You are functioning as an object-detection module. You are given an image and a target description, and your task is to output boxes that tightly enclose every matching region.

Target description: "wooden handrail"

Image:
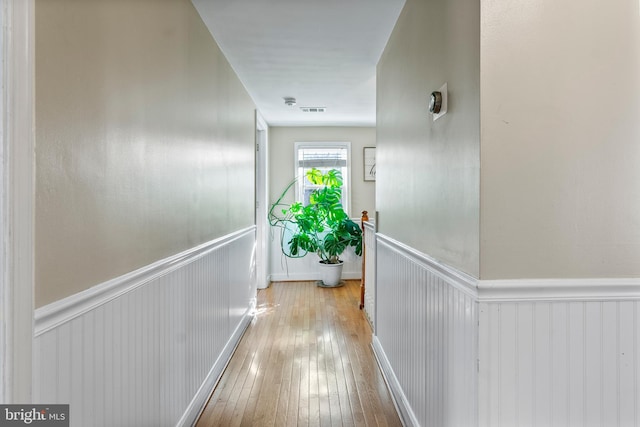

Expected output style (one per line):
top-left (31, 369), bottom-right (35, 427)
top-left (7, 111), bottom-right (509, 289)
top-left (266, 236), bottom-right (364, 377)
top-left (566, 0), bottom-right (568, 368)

top-left (360, 210), bottom-right (369, 309)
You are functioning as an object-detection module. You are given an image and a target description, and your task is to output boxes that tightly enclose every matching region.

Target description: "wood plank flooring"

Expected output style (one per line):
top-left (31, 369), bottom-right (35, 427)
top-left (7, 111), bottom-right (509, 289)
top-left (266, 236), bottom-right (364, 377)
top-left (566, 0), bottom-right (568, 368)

top-left (196, 280), bottom-right (402, 427)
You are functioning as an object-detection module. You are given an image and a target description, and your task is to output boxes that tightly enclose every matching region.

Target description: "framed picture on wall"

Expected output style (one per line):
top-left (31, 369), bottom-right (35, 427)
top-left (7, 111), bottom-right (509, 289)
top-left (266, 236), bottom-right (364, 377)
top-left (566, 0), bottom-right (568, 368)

top-left (363, 147), bottom-right (376, 181)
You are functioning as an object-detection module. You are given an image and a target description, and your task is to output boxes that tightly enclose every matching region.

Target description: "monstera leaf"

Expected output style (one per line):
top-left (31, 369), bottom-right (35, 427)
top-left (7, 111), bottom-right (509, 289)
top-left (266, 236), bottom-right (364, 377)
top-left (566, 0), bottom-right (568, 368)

top-left (268, 168), bottom-right (362, 264)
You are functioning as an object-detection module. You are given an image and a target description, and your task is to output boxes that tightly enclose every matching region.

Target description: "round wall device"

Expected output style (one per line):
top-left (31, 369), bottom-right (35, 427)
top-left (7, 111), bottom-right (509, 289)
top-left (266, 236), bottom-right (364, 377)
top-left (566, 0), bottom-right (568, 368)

top-left (429, 91), bottom-right (442, 114)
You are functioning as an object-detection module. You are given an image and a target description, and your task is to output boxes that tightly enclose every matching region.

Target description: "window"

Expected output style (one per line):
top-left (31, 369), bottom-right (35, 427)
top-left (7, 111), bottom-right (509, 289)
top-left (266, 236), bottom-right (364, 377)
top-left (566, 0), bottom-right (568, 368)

top-left (295, 142), bottom-right (351, 213)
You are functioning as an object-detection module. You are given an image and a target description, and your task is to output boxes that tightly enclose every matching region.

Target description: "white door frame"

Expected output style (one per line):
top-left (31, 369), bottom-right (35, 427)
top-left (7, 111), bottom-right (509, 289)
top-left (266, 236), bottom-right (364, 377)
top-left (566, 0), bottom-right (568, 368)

top-left (0, 0), bottom-right (35, 404)
top-left (255, 112), bottom-right (269, 289)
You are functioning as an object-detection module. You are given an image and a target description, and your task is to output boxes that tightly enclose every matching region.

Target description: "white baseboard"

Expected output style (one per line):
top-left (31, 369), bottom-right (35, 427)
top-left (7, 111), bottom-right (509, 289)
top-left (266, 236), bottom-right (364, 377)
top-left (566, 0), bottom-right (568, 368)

top-left (375, 234), bottom-right (479, 427)
top-left (268, 271), bottom-right (361, 282)
top-left (178, 305), bottom-right (254, 427)
top-left (32, 227), bottom-right (257, 427)
top-left (371, 337), bottom-right (419, 427)
top-left (373, 233), bottom-right (640, 427)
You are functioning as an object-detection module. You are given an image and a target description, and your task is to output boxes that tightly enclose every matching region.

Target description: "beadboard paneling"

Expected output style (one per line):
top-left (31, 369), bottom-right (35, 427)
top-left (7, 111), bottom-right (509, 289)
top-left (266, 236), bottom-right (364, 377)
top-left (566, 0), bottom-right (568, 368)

top-left (372, 234), bottom-right (640, 427)
top-left (363, 221), bottom-right (376, 328)
top-left (33, 227), bottom-right (256, 427)
top-left (374, 234), bottom-right (479, 427)
top-left (479, 299), bottom-right (640, 427)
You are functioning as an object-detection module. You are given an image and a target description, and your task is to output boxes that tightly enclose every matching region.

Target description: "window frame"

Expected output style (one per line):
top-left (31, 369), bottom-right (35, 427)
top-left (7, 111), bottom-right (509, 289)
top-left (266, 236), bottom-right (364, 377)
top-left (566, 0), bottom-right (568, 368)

top-left (294, 141), bottom-right (352, 215)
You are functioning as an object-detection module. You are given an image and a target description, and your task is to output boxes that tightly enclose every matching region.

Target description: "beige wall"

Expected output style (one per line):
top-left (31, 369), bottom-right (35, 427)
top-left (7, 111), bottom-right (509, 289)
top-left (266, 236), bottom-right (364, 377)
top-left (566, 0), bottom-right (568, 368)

top-left (268, 126), bottom-right (376, 218)
top-left (480, 0), bottom-right (640, 278)
top-left (376, 0), bottom-right (480, 277)
top-left (35, 0), bottom-right (255, 307)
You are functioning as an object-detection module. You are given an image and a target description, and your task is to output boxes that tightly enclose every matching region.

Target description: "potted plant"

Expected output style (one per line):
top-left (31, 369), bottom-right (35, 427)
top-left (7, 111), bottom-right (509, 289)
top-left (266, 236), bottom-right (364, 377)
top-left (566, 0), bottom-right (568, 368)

top-left (269, 168), bottom-right (362, 287)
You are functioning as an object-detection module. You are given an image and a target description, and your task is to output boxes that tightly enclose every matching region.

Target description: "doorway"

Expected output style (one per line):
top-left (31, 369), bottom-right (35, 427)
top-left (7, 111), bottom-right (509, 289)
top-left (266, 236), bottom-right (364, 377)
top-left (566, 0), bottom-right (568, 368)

top-left (255, 113), bottom-right (269, 289)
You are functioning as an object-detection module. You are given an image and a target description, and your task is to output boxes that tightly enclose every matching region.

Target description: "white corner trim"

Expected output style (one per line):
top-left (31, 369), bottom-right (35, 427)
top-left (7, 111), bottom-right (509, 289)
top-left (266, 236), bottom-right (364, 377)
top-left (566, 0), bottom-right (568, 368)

top-left (1, 0), bottom-right (35, 404)
top-left (34, 226), bottom-right (256, 336)
top-left (376, 233), bottom-right (479, 299)
top-left (371, 337), bottom-right (419, 427)
top-left (478, 278), bottom-right (640, 302)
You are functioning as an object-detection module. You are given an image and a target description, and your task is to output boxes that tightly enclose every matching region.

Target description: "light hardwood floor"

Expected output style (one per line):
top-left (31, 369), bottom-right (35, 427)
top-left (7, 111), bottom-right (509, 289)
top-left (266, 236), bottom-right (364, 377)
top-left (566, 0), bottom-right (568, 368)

top-left (196, 280), bottom-right (402, 427)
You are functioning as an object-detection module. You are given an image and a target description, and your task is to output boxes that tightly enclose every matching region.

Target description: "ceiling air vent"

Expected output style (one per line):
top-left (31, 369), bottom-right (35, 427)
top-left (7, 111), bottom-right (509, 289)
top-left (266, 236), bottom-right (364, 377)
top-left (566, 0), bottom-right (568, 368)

top-left (300, 107), bottom-right (326, 113)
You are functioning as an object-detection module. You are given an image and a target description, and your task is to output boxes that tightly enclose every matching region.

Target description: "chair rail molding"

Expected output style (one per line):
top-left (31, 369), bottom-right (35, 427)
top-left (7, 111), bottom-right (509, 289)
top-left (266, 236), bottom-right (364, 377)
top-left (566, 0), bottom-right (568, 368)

top-left (373, 232), bottom-right (640, 427)
top-left (478, 278), bottom-right (640, 302)
top-left (376, 233), bottom-right (479, 299)
top-left (374, 233), bottom-right (479, 427)
top-left (33, 227), bottom-right (257, 427)
top-left (35, 226), bottom-right (256, 336)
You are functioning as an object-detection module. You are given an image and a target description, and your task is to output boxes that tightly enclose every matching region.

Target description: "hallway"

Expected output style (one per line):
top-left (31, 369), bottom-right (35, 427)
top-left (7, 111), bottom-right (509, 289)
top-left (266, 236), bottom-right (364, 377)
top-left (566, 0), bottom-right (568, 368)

top-left (196, 280), bottom-right (402, 426)
top-left (12, 0), bottom-right (639, 425)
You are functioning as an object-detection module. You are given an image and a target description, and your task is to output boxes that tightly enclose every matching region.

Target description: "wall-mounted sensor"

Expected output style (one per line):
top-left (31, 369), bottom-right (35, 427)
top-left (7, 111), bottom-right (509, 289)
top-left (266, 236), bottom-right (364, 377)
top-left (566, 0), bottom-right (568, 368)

top-left (430, 83), bottom-right (448, 121)
top-left (429, 91), bottom-right (442, 114)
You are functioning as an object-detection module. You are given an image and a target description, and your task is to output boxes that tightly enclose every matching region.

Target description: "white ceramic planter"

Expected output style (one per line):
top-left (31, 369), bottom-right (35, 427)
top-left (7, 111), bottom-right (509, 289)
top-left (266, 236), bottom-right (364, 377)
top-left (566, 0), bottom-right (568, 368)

top-left (318, 260), bottom-right (344, 287)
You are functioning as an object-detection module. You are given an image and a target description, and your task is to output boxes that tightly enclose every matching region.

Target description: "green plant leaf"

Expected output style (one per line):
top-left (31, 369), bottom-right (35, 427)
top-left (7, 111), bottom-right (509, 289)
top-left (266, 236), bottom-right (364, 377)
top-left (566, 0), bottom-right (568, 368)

top-left (323, 169), bottom-right (343, 187)
top-left (269, 167), bottom-right (362, 262)
top-left (289, 202), bottom-right (303, 213)
top-left (324, 232), bottom-right (347, 257)
top-left (306, 168), bottom-right (323, 185)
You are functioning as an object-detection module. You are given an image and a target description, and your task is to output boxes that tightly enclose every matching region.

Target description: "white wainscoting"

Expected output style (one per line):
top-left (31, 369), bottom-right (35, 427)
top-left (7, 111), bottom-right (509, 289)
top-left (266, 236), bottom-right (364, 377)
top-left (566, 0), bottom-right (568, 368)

top-left (363, 221), bottom-right (376, 328)
top-left (374, 234), bottom-right (479, 427)
top-left (268, 218), bottom-right (362, 282)
top-left (33, 227), bottom-right (256, 427)
top-left (371, 233), bottom-right (640, 427)
top-left (478, 280), bottom-right (640, 427)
